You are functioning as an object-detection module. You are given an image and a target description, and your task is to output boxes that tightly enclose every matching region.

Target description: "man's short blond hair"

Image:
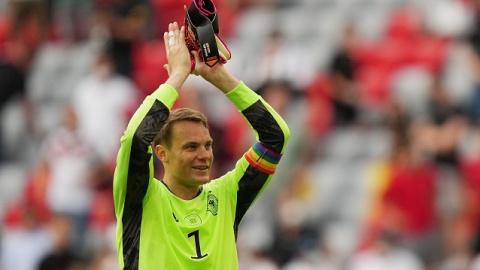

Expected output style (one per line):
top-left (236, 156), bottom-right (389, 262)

top-left (153, 108), bottom-right (208, 148)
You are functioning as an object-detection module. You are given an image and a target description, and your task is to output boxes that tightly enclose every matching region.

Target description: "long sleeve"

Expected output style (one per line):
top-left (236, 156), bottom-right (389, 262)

top-left (113, 84), bottom-right (178, 270)
top-left (223, 81), bottom-right (290, 236)
top-left (226, 81), bottom-right (290, 162)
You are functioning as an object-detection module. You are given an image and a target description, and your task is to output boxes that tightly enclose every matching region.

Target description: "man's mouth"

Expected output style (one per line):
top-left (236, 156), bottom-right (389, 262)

top-left (192, 166), bottom-right (209, 171)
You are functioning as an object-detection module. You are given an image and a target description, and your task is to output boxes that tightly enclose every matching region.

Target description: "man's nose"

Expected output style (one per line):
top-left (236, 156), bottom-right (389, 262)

top-left (197, 146), bottom-right (210, 159)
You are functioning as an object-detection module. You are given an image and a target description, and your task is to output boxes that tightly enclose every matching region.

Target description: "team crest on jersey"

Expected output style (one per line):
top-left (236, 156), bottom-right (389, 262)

top-left (207, 192), bottom-right (218, 216)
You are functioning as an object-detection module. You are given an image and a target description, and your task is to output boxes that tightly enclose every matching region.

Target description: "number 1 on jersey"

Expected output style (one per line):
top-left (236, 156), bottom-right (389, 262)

top-left (188, 230), bottom-right (208, 259)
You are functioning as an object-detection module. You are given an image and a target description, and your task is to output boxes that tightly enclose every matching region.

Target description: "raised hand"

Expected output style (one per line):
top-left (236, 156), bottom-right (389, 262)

top-left (191, 50), bottom-right (240, 94)
top-left (163, 22), bottom-right (191, 90)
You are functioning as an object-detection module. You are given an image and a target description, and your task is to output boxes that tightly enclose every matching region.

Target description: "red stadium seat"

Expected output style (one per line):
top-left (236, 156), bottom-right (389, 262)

top-left (385, 7), bottom-right (422, 40)
top-left (353, 6), bottom-right (450, 107)
top-left (357, 66), bottom-right (394, 107)
top-left (150, 0), bottom-right (238, 39)
top-left (0, 14), bottom-right (12, 58)
top-left (150, 0), bottom-right (190, 36)
top-left (132, 40), bottom-right (168, 95)
top-left (305, 73), bottom-right (334, 138)
top-left (409, 36), bottom-right (450, 74)
top-left (355, 37), bottom-right (410, 73)
top-left (88, 189), bottom-right (115, 233)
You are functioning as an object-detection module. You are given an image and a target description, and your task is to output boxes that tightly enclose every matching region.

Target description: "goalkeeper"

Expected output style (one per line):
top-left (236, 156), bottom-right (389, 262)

top-left (113, 21), bottom-right (290, 270)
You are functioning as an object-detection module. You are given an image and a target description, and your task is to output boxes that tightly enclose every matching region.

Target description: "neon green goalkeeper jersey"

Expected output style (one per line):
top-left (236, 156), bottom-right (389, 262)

top-left (113, 82), bottom-right (290, 270)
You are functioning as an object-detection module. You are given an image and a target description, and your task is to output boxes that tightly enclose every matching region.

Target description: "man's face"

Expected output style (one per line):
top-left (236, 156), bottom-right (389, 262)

top-left (162, 121), bottom-right (213, 187)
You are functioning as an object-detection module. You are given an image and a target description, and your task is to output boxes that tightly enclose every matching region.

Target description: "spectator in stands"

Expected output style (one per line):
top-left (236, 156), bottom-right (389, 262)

top-left (465, 0), bottom-right (480, 126)
top-left (305, 24), bottom-right (360, 141)
top-left (40, 104), bottom-right (96, 256)
top-left (326, 24), bottom-right (359, 128)
top-left (380, 128), bottom-right (441, 268)
top-left (247, 30), bottom-right (313, 89)
top-left (347, 231), bottom-right (424, 270)
top-left (105, 0), bottom-right (151, 77)
top-left (50, 0), bottom-right (93, 42)
top-left (0, 40), bottom-right (30, 107)
top-left (0, 201), bottom-right (54, 270)
top-left (0, 38), bottom-right (36, 161)
top-left (66, 49), bottom-right (140, 255)
top-left (437, 219), bottom-right (474, 270)
top-left (85, 223), bottom-right (119, 270)
top-left (38, 214), bottom-right (85, 270)
top-left (70, 48), bottom-right (140, 183)
top-left (8, 0), bottom-right (48, 40)
top-left (424, 74), bottom-right (467, 168)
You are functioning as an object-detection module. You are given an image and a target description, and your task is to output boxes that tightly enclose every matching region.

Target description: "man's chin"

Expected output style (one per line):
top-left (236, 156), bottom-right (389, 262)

top-left (190, 174), bottom-right (210, 184)
top-left (197, 177), bottom-right (211, 184)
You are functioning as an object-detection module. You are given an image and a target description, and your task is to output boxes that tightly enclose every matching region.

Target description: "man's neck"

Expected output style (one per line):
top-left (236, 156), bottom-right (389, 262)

top-left (162, 177), bottom-right (202, 200)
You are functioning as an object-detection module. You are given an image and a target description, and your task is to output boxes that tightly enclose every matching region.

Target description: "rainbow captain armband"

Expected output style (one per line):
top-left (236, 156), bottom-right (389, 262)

top-left (244, 142), bottom-right (282, 174)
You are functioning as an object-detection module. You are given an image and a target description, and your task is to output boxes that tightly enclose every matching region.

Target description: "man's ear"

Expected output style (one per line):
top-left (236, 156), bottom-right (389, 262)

top-left (155, 144), bottom-right (168, 162)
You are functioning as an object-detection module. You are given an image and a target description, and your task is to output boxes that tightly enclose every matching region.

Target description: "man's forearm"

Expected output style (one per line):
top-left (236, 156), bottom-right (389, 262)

top-left (165, 72), bottom-right (189, 91)
top-left (202, 65), bottom-right (240, 94)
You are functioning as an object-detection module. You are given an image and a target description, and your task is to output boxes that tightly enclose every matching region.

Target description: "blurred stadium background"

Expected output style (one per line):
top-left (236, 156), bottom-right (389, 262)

top-left (1, 0), bottom-right (480, 269)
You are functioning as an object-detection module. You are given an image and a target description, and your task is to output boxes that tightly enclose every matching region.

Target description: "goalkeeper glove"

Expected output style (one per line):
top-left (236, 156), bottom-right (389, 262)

top-left (184, 0), bottom-right (231, 72)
